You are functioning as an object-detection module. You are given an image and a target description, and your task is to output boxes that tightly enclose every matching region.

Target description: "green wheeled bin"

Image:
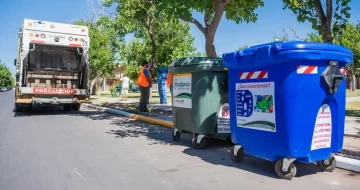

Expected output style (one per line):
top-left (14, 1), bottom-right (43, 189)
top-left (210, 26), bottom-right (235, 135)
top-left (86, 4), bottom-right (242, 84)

top-left (168, 57), bottom-right (230, 149)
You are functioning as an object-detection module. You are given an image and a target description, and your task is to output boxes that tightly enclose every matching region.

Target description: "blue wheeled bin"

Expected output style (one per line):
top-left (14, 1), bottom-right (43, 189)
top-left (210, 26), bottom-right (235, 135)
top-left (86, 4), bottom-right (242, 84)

top-left (222, 41), bottom-right (353, 180)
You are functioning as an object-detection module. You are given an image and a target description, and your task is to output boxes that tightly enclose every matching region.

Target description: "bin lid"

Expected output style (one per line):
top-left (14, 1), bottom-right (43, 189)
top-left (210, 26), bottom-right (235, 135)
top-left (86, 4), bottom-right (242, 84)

top-left (168, 57), bottom-right (223, 68)
top-left (241, 41), bottom-right (352, 56)
top-left (168, 57), bottom-right (225, 74)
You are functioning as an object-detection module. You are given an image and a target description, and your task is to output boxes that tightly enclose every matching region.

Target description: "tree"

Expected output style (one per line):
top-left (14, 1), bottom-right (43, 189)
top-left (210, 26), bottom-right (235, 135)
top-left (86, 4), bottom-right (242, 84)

top-left (334, 23), bottom-right (360, 91)
top-left (156, 0), bottom-right (264, 57)
top-left (74, 20), bottom-right (117, 95)
top-left (0, 61), bottom-right (14, 87)
top-left (283, 0), bottom-right (352, 43)
top-left (120, 20), bottom-right (197, 81)
top-left (238, 45), bottom-right (249, 51)
top-left (304, 23), bottom-right (360, 91)
top-left (104, 0), bottom-right (162, 68)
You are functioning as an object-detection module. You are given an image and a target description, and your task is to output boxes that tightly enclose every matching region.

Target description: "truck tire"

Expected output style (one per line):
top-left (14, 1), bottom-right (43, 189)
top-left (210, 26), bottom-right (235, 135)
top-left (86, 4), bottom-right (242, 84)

top-left (63, 104), bottom-right (72, 111)
top-left (73, 104), bottom-right (81, 111)
top-left (14, 103), bottom-right (22, 112)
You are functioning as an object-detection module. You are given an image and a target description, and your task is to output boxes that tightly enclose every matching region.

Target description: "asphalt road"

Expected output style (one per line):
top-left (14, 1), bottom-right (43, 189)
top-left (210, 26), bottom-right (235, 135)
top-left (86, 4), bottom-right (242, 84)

top-left (0, 91), bottom-right (359, 190)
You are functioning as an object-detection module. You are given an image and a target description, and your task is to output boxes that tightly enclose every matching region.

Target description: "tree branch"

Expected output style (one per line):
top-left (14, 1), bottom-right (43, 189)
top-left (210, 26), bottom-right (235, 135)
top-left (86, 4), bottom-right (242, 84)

top-left (204, 11), bottom-right (209, 27)
top-left (325, 0), bottom-right (332, 27)
top-left (209, 0), bottom-right (229, 33)
top-left (314, 0), bottom-right (326, 25)
top-left (180, 17), bottom-right (205, 34)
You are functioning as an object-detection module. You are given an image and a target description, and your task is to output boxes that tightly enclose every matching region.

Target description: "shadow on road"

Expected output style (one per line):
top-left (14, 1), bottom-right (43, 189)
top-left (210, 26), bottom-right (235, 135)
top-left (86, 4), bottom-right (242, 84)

top-left (74, 110), bottom-right (325, 180)
top-left (15, 106), bottom-right (332, 179)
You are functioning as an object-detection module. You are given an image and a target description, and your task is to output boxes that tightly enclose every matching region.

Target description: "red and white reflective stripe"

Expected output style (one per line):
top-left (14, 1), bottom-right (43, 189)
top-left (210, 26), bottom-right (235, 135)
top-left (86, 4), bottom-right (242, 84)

top-left (297, 65), bottom-right (318, 74)
top-left (239, 71), bottom-right (268, 80)
top-left (340, 68), bottom-right (347, 75)
top-left (31, 40), bottom-right (45, 44)
top-left (69, 44), bottom-right (82, 47)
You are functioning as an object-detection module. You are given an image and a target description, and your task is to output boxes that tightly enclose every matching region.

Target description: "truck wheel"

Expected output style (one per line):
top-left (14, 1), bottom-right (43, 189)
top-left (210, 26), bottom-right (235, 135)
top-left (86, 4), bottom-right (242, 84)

top-left (14, 103), bottom-right (22, 112)
top-left (63, 104), bottom-right (72, 111)
top-left (73, 104), bottom-right (81, 111)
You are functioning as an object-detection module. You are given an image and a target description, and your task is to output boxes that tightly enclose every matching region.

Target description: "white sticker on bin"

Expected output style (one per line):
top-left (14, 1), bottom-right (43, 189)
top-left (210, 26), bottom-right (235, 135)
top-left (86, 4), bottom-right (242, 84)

top-left (297, 65), bottom-right (318, 74)
top-left (311, 104), bottom-right (332, 151)
top-left (217, 103), bottom-right (231, 133)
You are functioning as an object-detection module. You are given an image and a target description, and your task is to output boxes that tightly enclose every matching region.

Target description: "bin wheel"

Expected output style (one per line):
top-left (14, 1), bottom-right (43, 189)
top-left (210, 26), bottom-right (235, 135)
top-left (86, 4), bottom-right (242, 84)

top-left (172, 130), bottom-right (181, 141)
top-left (191, 136), bottom-right (207, 149)
top-left (230, 146), bottom-right (244, 163)
top-left (226, 137), bottom-right (233, 145)
top-left (317, 156), bottom-right (336, 172)
top-left (275, 159), bottom-right (297, 180)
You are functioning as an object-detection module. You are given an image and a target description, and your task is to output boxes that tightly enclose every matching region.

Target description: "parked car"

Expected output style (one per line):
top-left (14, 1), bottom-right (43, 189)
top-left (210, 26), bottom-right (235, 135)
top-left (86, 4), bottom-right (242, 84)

top-left (0, 87), bottom-right (7, 92)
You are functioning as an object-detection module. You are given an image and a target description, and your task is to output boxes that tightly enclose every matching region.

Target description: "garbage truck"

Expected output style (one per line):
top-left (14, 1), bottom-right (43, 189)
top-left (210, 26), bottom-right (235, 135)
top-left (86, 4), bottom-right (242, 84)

top-left (14, 19), bottom-right (91, 112)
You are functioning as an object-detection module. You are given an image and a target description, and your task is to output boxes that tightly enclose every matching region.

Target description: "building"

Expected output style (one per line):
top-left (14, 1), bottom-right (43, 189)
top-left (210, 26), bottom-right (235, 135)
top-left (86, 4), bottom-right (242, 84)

top-left (100, 65), bottom-right (124, 92)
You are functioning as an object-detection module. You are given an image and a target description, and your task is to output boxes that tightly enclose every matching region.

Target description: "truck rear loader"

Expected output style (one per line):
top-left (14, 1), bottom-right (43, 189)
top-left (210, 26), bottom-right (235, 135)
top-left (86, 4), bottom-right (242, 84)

top-left (14, 19), bottom-right (91, 111)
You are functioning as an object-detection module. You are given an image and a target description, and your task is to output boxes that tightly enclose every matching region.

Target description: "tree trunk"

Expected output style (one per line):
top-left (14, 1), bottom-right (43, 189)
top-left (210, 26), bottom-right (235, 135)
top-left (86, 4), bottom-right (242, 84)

top-left (90, 71), bottom-right (99, 95)
top-left (321, 24), bottom-right (333, 43)
top-left (146, 17), bottom-right (156, 68)
top-left (149, 30), bottom-right (156, 68)
top-left (205, 33), bottom-right (217, 57)
top-left (315, 0), bottom-right (333, 43)
top-left (179, 0), bottom-right (228, 58)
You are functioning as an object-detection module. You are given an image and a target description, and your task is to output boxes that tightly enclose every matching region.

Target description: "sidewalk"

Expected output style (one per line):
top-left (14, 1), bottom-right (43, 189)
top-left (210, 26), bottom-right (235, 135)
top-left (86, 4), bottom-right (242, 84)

top-left (90, 95), bottom-right (360, 137)
top-left (346, 96), bottom-right (360, 103)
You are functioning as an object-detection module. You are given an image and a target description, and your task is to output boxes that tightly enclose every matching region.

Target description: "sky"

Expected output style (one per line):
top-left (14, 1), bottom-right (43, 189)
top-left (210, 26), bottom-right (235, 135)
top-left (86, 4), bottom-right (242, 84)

top-left (1, 0), bottom-right (359, 76)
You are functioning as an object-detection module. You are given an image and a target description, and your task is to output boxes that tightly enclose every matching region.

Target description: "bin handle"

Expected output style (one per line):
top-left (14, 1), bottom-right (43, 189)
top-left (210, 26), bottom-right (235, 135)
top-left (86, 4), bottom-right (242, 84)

top-left (321, 61), bottom-right (345, 94)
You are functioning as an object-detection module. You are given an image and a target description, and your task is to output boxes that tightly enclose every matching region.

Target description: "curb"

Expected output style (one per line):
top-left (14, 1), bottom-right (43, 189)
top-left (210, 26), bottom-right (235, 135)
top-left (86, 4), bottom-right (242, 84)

top-left (334, 155), bottom-right (360, 173)
top-left (83, 103), bottom-right (360, 173)
top-left (344, 134), bottom-right (360, 138)
top-left (83, 103), bottom-right (174, 129)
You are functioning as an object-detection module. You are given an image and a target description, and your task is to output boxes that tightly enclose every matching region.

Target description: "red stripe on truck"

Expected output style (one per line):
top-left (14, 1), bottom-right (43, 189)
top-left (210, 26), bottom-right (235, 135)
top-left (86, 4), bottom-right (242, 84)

top-left (69, 44), bottom-right (82, 47)
top-left (31, 40), bottom-right (45, 44)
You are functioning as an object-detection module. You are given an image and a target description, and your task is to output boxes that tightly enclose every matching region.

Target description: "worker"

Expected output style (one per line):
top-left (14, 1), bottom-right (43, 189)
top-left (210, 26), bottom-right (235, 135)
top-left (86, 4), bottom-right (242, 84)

top-left (167, 73), bottom-right (173, 94)
top-left (156, 66), bottom-right (168, 104)
top-left (136, 60), bottom-right (152, 112)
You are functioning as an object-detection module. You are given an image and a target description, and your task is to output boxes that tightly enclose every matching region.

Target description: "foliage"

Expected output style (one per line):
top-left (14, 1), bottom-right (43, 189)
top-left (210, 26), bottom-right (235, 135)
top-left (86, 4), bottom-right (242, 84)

top-left (119, 39), bottom-right (149, 81)
top-left (304, 23), bottom-right (360, 75)
top-left (104, 0), bottom-right (197, 80)
top-left (334, 23), bottom-right (360, 75)
top-left (154, 20), bottom-right (197, 67)
top-left (103, 0), bottom-right (162, 67)
top-left (283, 0), bottom-right (352, 43)
top-left (74, 20), bottom-right (117, 80)
top-left (155, 0), bottom-right (264, 57)
top-left (109, 87), bottom-right (116, 94)
top-left (0, 61), bottom-right (14, 87)
top-left (120, 20), bottom-right (197, 81)
top-left (238, 45), bottom-right (250, 51)
top-left (191, 52), bottom-right (208, 57)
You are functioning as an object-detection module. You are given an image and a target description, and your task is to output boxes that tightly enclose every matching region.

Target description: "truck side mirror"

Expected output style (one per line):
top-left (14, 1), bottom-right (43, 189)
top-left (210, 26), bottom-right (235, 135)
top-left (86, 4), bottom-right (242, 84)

top-left (14, 59), bottom-right (17, 66)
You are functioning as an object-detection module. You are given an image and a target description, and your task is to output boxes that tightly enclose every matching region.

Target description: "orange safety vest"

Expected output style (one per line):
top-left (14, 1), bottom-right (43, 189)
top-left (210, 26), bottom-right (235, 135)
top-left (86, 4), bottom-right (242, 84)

top-left (136, 66), bottom-right (151, 87)
top-left (167, 73), bottom-right (173, 87)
